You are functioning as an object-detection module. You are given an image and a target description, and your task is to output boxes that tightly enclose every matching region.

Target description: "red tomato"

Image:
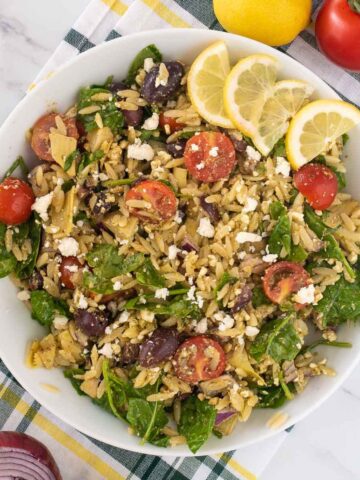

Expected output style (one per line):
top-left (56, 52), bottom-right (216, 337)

top-left (0, 178), bottom-right (34, 225)
top-left (315, 0), bottom-right (360, 71)
top-left (294, 163), bottom-right (338, 211)
top-left (159, 112), bottom-right (184, 133)
top-left (263, 261), bottom-right (311, 305)
top-left (174, 336), bottom-right (226, 383)
top-left (125, 179), bottom-right (177, 222)
top-left (31, 113), bottom-right (79, 161)
top-left (59, 256), bottom-right (82, 289)
top-left (184, 132), bottom-right (236, 182)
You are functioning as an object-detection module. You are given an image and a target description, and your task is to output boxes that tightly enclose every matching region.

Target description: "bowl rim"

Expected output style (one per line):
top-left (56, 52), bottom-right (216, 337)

top-left (1, 27), bottom-right (360, 457)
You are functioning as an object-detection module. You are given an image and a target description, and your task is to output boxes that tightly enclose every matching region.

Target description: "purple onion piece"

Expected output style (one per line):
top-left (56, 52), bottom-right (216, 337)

top-left (215, 410), bottom-right (237, 426)
top-left (231, 285), bottom-right (252, 314)
top-left (181, 235), bottom-right (199, 253)
top-left (139, 328), bottom-right (180, 367)
top-left (200, 196), bottom-right (220, 223)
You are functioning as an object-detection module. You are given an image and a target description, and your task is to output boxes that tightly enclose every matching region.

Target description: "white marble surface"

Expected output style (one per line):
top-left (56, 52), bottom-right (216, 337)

top-left (1, 1), bottom-right (360, 479)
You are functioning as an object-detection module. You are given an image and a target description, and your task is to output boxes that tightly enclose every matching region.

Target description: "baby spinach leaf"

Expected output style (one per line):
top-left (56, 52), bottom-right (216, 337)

top-left (250, 313), bottom-right (301, 363)
top-left (287, 244), bottom-right (308, 263)
top-left (255, 385), bottom-right (287, 409)
top-left (0, 223), bottom-right (17, 278)
top-left (269, 201), bottom-right (286, 220)
top-left (179, 396), bottom-right (216, 453)
top-left (301, 339), bottom-right (352, 354)
top-left (30, 290), bottom-right (70, 327)
top-left (125, 294), bottom-right (202, 320)
top-left (271, 138), bottom-right (286, 157)
top-left (214, 272), bottom-right (237, 301)
top-left (136, 257), bottom-right (166, 289)
top-left (127, 398), bottom-right (169, 445)
top-left (64, 150), bottom-right (80, 172)
top-left (139, 129), bottom-right (162, 142)
top-left (342, 133), bottom-right (350, 146)
top-left (15, 214), bottom-right (42, 280)
top-left (252, 286), bottom-right (271, 308)
top-left (2, 156), bottom-right (28, 180)
top-left (77, 150), bottom-right (104, 173)
top-left (126, 44), bottom-right (162, 85)
top-left (268, 214), bottom-right (291, 256)
top-left (62, 179), bottom-right (76, 193)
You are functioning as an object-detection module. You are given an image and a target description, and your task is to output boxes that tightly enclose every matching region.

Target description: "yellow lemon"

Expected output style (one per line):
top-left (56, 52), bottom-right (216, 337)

top-left (213, 0), bottom-right (312, 47)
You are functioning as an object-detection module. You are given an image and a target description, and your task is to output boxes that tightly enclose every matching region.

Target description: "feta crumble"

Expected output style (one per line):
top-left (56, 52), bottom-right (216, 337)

top-left (118, 311), bottom-right (130, 323)
top-left (128, 139), bottom-right (154, 161)
top-left (174, 210), bottom-right (183, 224)
top-left (246, 146), bottom-right (261, 162)
top-left (65, 264), bottom-right (78, 273)
top-left (168, 244), bottom-right (180, 260)
top-left (214, 311), bottom-right (235, 331)
top-left (195, 317), bottom-right (208, 334)
top-left (31, 192), bottom-right (53, 221)
top-left (143, 57), bottom-right (155, 72)
top-left (98, 343), bottom-right (113, 358)
top-left (113, 281), bottom-right (122, 291)
top-left (294, 284), bottom-right (315, 304)
top-left (275, 156), bottom-right (291, 177)
top-left (262, 253), bottom-right (278, 263)
top-left (236, 232), bottom-right (262, 244)
top-left (197, 217), bottom-right (214, 238)
top-left (77, 293), bottom-right (88, 309)
top-left (57, 237), bottom-right (79, 257)
top-left (53, 315), bottom-right (68, 330)
top-left (245, 325), bottom-right (260, 337)
top-left (17, 290), bottom-right (30, 301)
top-left (196, 162), bottom-right (205, 170)
top-left (243, 197), bottom-right (258, 213)
top-left (191, 143), bottom-right (200, 152)
top-left (155, 288), bottom-right (169, 300)
top-left (209, 146), bottom-right (219, 157)
top-left (142, 112), bottom-right (159, 130)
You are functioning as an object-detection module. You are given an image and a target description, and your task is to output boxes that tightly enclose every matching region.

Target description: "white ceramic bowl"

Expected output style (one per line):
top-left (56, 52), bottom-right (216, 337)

top-left (1, 28), bottom-right (359, 457)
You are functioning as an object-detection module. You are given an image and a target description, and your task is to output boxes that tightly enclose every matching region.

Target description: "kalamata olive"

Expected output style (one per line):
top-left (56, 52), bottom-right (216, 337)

top-left (231, 285), bottom-right (252, 314)
top-left (120, 343), bottom-right (140, 365)
top-left (139, 327), bottom-right (180, 367)
top-left (28, 270), bottom-right (43, 291)
top-left (74, 308), bottom-right (110, 337)
top-left (141, 61), bottom-right (184, 103)
top-left (85, 191), bottom-right (116, 216)
top-left (200, 196), bottom-right (220, 223)
top-left (123, 107), bottom-right (144, 127)
top-left (107, 81), bottom-right (127, 94)
top-left (166, 138), bottom-right (187, 158)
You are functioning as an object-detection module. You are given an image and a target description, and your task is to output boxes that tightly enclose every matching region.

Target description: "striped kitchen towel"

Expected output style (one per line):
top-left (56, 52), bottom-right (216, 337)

top-left (2, 1), bottom-right (359, 479)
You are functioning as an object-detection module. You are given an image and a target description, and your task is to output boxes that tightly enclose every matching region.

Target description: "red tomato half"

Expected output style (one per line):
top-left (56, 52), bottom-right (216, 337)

top-left (315, 0), bottom-right (360, 72)
top-left (125, 179), bottom-right (177, 222)
top-left (59, 256), bottom-right (82, 289)
top-left (294, 163), bottom-right (338, 211)
top-left (184, 132), bottom-right (236, 182)
top-left (159, 112), bottom-right (184, 133)
top-left (263, 261), bottom-right (311, 305)
top-left (31, 113), bottom-right (79, 161)
top-left (0, 178), bottom-right (34, 225)
top-left (174, 336), bottom-right (226, 383)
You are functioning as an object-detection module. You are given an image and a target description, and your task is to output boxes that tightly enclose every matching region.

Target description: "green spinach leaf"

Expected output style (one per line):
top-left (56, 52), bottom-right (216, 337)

top-left (15, 214), bottom-right (42, 279)
top-left (301, 339), bottom-right (352, 353)
top-left (136, 257), bottom-right (166, 289)
top-left (2, 156), bottom-right (28, 180)
top-left (269, 201), bottom-right (286, 220)
top-left (126, 44), bottom-right (162, 85)
top-left (77, 150), bottom-right (104, 173)
top-left (125, 294), bottom-right (202, 320)
top-left (255, 385), bottom-right (287, 409)
top-left (30, 290), bottom-right (70, 327)
top-left (268, 214), bottom-right (291, 256)
top-left (252, 286), bottom-right (271, 308)
top-left (214, 272), bottom-right (237, 301)
top-left (64, 150), bottom-right (80, 172)
top-left (0, 223), bottom-right (17, 278)
top-left (127, 398), bottom-right (169, 445)
top-left (287, 244), bottom-right (308, 263)
top-left (271, 138), bottom-right (286, 157)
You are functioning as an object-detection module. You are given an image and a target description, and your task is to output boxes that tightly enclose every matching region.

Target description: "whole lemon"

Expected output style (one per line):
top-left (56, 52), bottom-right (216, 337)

top-left (213, 0), bottom-right (312, 46)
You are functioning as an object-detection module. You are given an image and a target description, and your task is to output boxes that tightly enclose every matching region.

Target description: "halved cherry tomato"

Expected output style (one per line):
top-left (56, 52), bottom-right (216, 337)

top-left (184, 132), bottom-right (236, 182)
top-left (125, 179), bottom-right (177, 222)
top-left (294, 163), bottom-right (338, 211)
top-left (263, 261), bottom-right (311, 304)
top-left (59, 256), bottom-right (82, 289)
top-left (159, 112), bottom-right (184, 133)
top-left (31, 113), bottom-right (79, 161)
top-left (174, 336), bottom-right (226, 383)
top-left (0, 177), bottom-right (34, 225)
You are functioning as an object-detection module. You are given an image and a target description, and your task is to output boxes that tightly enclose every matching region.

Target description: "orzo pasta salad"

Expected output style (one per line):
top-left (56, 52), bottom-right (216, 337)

top-left (2, 43), bottom-right (360, 453)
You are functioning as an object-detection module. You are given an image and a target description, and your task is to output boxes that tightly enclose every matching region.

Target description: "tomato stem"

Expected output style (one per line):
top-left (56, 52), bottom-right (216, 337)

top-left (348, 0), bottom-right (360, 14)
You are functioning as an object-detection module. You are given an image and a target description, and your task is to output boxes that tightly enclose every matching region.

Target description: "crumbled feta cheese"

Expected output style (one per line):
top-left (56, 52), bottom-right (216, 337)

top-left (31, 192), bottom-right (53, 221)
top-left (140, 310), bottom-right (155, 322)
top-left (188, 276), bottom-right (194, 285)
top-left (262, 253), bottom-right (278, 263)
top-left (57, 178), bottom-right (64, 186)
top-left (237, 335), bottom-right (245, 346)
top-left (76, 220), bottom-right (84, 228)
top-left (119, 239), bottom-right (129, 245)
top-left (195, 317), bottom-right (208, 334)
top-left (196, 293), bottom-right (204, 308)
top-left (196, 162), bottom-right (205, 170)
top-left (113, 281), bottom-right (122, 291)
top-left (155, 288), bottom-right (169, 300)
top-left (98, 343), bottom-right (113, 358)
top-left (77, 293), bottom-right (88, 309)
top-left (249, 246), bottom-right (256, 253)
top-left (235, 232), bottom-right (262, 244)
top-left (197, 217), bottom-right (214, 238)
top-left (53, 315), bottom-right (68, 330)
top-left (275, 156), bottom-right (291, 177)
top-left (174, 210), bottom-right (183, 224)
top-left (293, 284), bottom-right (315, 304)
top-left (243, 197), bottom-right (258, 213)
top-left (105, 326), bottom-right (112, 335)
top-left (155, 63), bottom-right (169, 87)
top-left (168, 244), bottom-right (180, 260)
top-left (214, 311), bottom-right (235, 331)
top-left (191, 143), bottom-right (200, 152)
top-left (128, 139), bottom-right (154, 161)
top-left (187, 286), bottom-right (196, 302)
top-left (57, 237), bottom-right (79, 257)
top-left (144, 57), bottom-right (155, 72)
top-left (118, 311), bottom-right (130, 323)
top-left (65, 264), bottom-right (78, 273)
top-left (98, 173), bottom-right (109, 181)
top-left (246, 146), bottom-right (261, 162)
top-left (17, 290), bottom-right (30, 301)
top-left (245, 325), bottom-right (260, 337)
top-left (238, 251), bottom-right (246, 260)
top-left (209, 146), bottom-right (219, 157)
top-left (289, 211), bottom-right (304, 222)
top-left (142, 112), bottom-right (159, 130)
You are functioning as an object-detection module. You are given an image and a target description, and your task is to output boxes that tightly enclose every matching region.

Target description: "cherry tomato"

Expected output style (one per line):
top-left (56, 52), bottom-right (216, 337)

top-left (125, 179), bottom-right (177, 222)
top-left (0, 177), bottom-right (34, 225)
top-left (59, 256), bottom-right (82, 289)
top-left (174, 336), bottom-right (226, 383)
top-left (184, 132), bottom-right (236, 182)
top-left (31, 113), bottom-right (79, 161)
top-left (294, 163), bottom-right (338, 211)
top-left (159, 112), bottom-right (184, 133)
top-left (263, 261), bottom-right (311, 305)
top-left (315, 0), bottom-right (360, 72)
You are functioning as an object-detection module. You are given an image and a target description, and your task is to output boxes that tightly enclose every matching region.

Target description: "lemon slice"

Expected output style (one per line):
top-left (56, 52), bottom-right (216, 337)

top-left (252, 80), bottom-right (314, 156)
top-left (286, 99), bottom-right (360, 170)
top-left (224, 54), bottom-right (279, 136)
top-left (187, 41), bottom-right (233, 128)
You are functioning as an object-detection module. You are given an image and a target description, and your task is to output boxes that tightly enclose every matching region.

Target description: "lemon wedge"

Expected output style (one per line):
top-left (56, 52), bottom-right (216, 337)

top-left (187, 41), bottom-right (233, 128)
top-left (224, 54), bottom-right (278, 136)
top-left (252, 80), bottom-right (314, 156)
top-left (286, 99), bottom-right (360, 170)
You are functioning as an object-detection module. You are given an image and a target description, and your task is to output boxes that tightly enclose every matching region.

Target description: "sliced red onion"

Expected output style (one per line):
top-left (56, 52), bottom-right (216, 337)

top-left (215, 409), bottom-right (237, 426)
top-left (181, 235), bottom-right (199, 253)
top-left (0, 432), bottom-right (62, 480)
top-left (200, 196), bottom-right (220, 222)
top-left (231, 285), bottom-right (252, 314)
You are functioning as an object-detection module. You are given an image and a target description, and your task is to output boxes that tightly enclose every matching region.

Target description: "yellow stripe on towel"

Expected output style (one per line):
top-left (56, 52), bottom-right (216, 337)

top-left (141, 0), bottom-right (190, 28)
top-left (218, 453), bottom-right (257, 480)
top-left (101, 0), bottom-right (129, 16)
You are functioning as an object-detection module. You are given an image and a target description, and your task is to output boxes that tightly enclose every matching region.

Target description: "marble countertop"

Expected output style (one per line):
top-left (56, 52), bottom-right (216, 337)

top-left (1, 1), bottom-right (360, 478)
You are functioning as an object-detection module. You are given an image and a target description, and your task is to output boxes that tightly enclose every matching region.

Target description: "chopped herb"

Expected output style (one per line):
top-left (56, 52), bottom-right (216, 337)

top-left (2, 156), bottom-right (29, 180)
top-left (62, 179), bottom-right (76, 193)
top-left (64, 150), bottom-right (80, 172)
top-left (77, 150), bottom-right (104, 173)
